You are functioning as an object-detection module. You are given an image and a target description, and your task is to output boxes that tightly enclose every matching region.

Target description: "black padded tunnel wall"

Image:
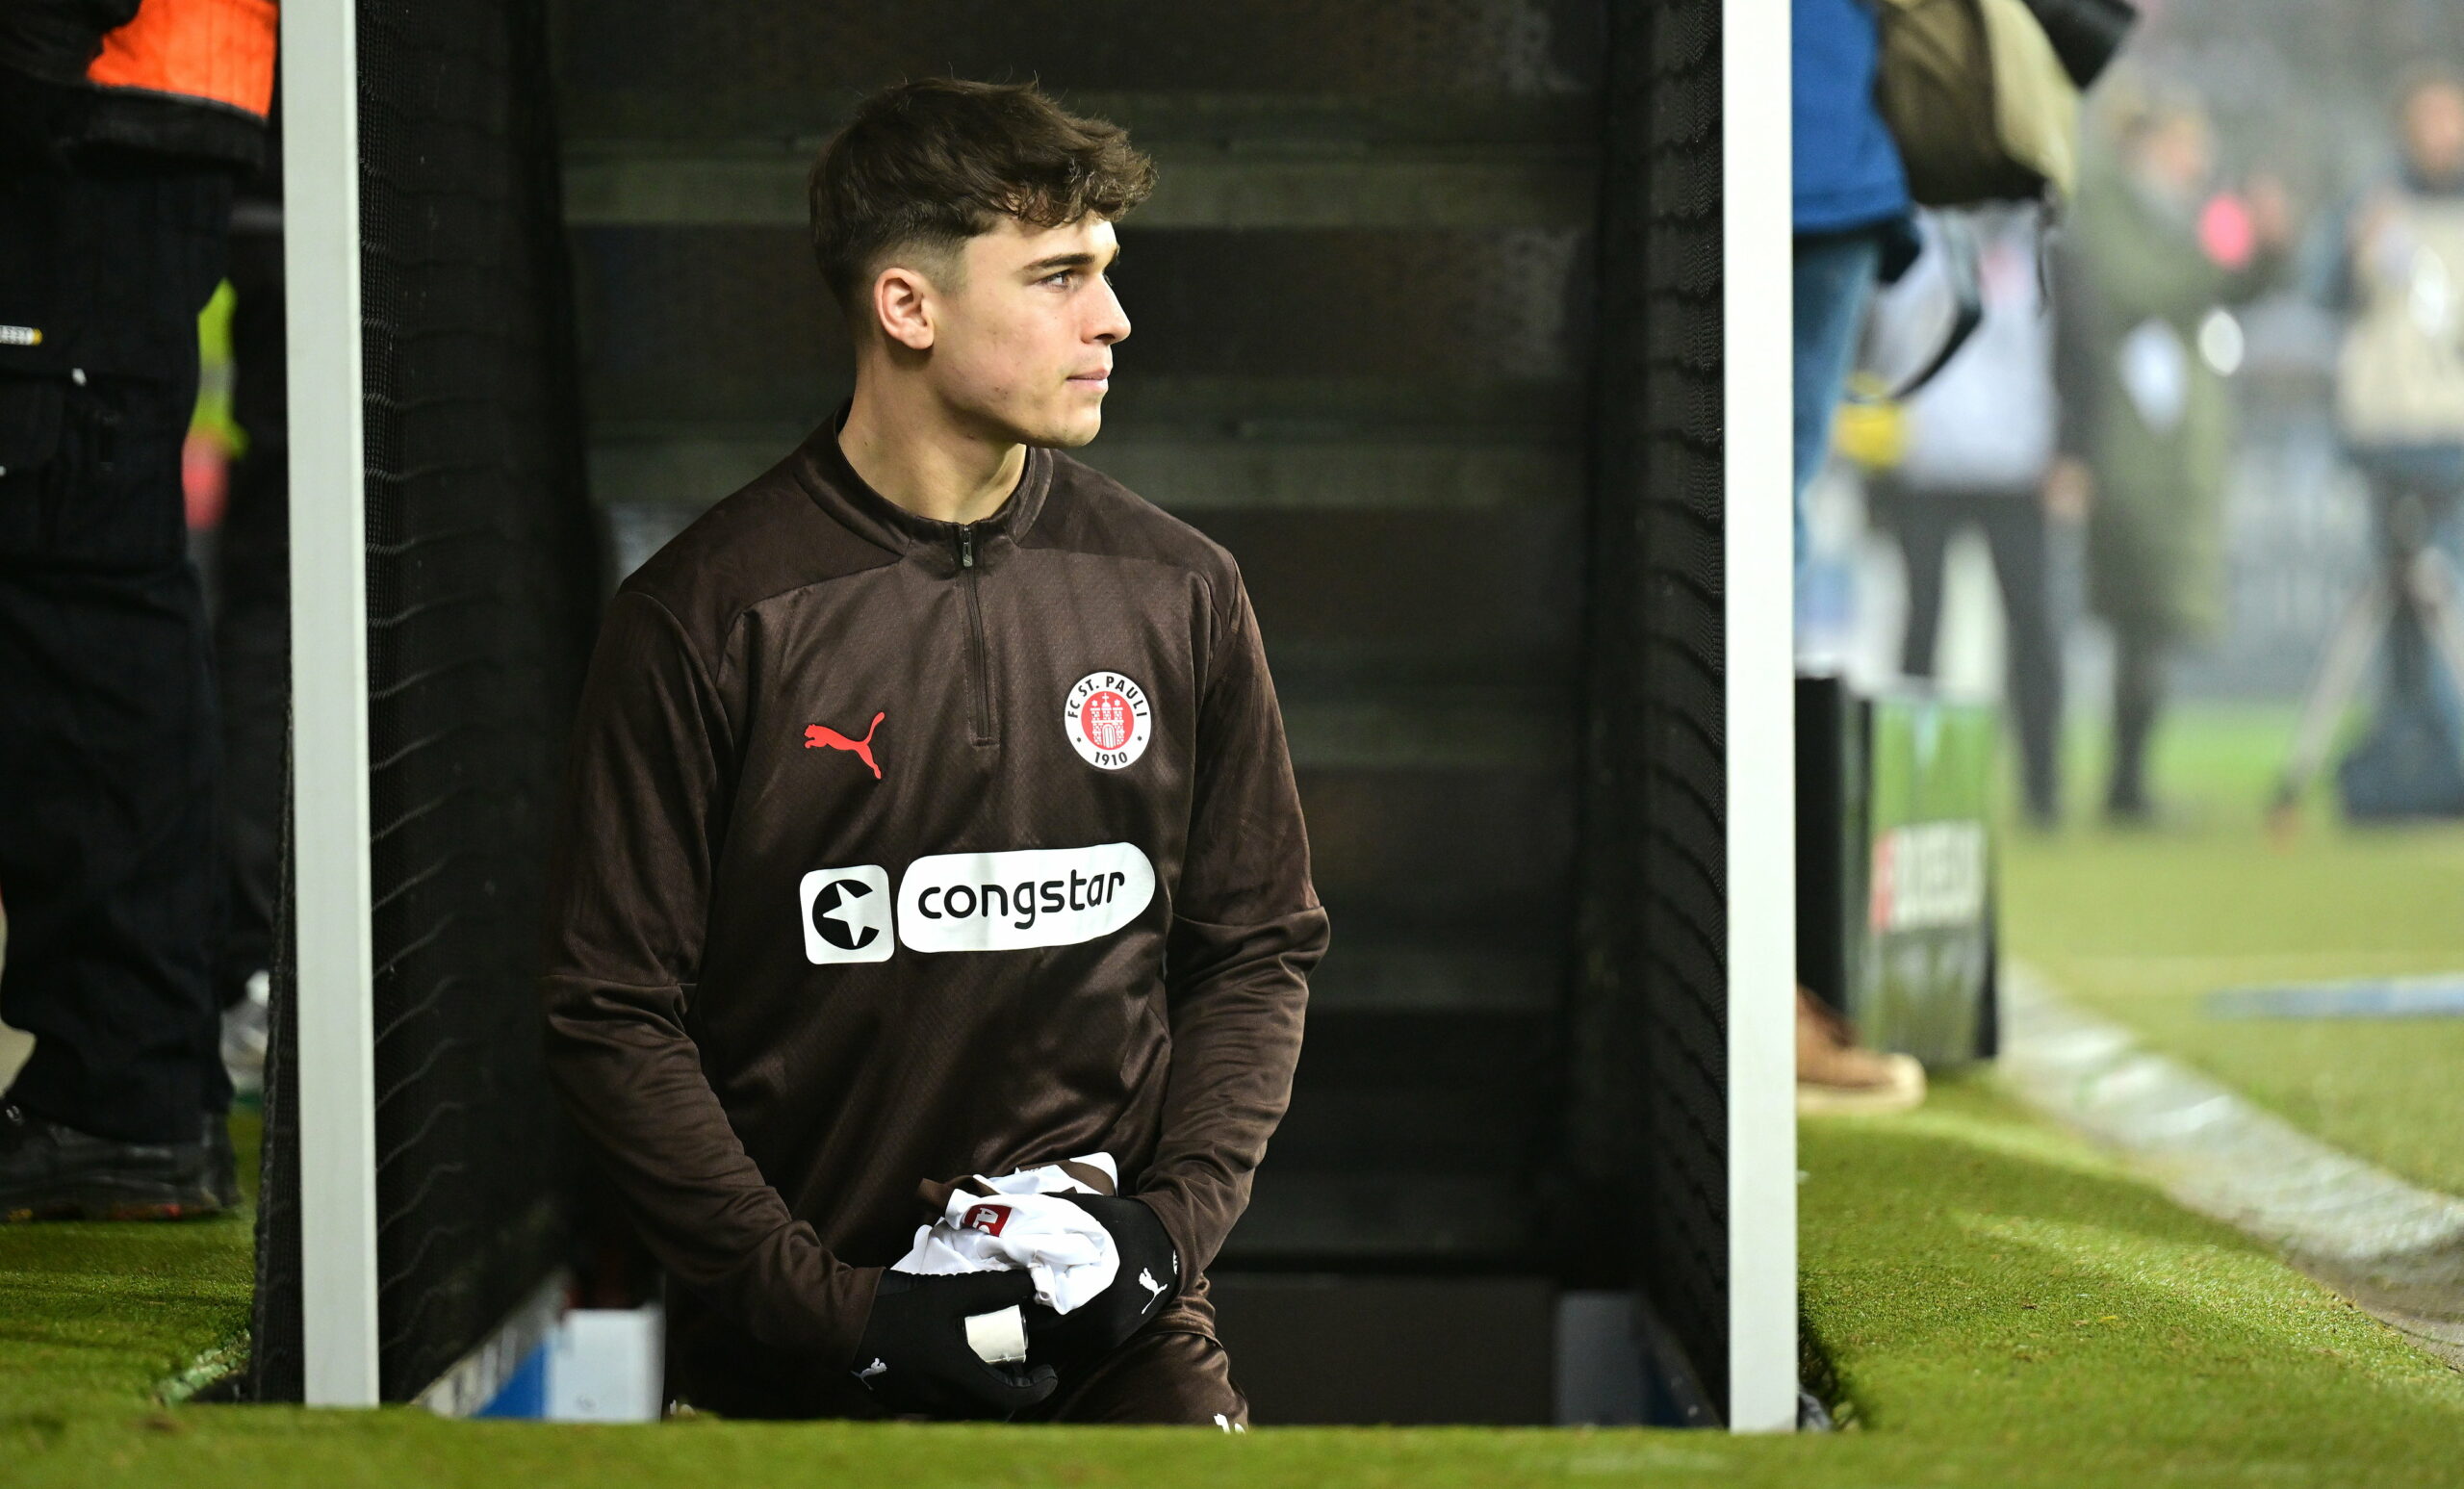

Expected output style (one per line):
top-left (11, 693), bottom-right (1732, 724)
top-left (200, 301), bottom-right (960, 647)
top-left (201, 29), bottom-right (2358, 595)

top-left (252, 0), bottom-right (599, 1403)
top-left (1575, 0), bottom-right (1731, 1419)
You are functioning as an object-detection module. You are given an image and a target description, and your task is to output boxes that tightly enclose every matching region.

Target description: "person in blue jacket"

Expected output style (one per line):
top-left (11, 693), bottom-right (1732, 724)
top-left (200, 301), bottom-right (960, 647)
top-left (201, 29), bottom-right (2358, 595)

top-left (1794, 0), bottom-right (1917, 608)
top-left (1792, 0), bottom-right (1929, 1116)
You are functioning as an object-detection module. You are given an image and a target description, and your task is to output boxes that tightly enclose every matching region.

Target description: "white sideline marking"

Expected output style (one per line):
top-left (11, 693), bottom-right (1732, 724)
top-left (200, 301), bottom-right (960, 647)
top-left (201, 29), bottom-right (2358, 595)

top-left (2001, 965), bottom-right (2464, 1264)
top-left (1999, 964), bottom-right (2464, 1362)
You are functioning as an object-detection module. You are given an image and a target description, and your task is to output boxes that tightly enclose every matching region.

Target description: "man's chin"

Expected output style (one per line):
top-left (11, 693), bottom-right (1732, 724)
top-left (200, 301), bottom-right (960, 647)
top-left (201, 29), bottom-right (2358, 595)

top-left (1027, 409), bottom-right (1104, 449)
top-left (966, 391), bottom-right (1103, 450)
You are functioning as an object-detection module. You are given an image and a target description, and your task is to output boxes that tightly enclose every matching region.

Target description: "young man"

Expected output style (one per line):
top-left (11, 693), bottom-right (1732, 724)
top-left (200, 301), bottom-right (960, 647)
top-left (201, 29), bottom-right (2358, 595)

top-left (539, 78), bottom-right (1327, 1424)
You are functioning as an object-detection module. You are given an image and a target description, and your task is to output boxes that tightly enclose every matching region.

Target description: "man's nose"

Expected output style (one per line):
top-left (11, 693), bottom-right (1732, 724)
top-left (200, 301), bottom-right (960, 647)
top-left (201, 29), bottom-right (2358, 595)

top-left (1091, 277), bottom-right (1131, 345)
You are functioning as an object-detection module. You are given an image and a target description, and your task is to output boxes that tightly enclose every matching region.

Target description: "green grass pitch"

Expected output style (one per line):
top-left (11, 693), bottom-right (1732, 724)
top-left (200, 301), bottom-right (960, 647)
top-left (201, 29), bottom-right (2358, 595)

top-left (8, 706), bottom-right (2464, 1482)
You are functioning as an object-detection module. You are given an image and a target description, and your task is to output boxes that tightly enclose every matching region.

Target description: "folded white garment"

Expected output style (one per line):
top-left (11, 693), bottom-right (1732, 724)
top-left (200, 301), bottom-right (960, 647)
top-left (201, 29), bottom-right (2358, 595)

top-left (889, 1152), bottom-right (1121, 1315)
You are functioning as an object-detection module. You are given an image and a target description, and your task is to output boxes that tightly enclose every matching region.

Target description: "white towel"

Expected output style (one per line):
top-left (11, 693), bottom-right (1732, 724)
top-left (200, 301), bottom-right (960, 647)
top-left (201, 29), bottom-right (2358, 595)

top-left (889, 1152), bottom-right (1121, 1315)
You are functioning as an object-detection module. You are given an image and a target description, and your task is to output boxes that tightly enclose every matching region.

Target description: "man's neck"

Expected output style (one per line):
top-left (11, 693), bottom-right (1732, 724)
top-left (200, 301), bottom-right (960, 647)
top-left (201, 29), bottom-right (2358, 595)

top-left (837, 378), bottom-right (1027, 526)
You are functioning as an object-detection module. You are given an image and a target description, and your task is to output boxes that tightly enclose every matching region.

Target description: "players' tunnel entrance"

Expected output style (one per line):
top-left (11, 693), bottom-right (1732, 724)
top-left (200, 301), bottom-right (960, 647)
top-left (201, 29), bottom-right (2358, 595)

top-left (538, 0), bottom-right (1731, 1424)
top-left (235, 0), bottom-right (1761, 1423)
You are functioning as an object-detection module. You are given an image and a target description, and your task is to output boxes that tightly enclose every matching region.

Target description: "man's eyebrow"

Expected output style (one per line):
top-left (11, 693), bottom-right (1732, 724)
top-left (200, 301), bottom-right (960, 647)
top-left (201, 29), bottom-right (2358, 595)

top-left (1021, 245), bottom-right (1122, 275)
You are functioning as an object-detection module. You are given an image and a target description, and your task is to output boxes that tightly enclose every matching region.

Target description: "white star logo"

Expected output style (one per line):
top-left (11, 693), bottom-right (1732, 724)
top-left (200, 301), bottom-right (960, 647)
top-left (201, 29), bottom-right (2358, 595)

top-left (823, 889), bottom-right (871, 940)
top-left (797, 866), bottom-right (895, 965)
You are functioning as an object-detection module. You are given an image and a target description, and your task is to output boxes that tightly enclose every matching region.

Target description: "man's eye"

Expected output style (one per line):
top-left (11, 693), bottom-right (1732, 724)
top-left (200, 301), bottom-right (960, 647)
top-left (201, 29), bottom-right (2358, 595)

top-left (1043, 270), bottom-right (1075, 287)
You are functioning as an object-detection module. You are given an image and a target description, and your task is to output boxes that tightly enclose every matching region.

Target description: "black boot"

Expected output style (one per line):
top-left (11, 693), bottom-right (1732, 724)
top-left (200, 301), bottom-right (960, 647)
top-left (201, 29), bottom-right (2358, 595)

top-left (0, 1105), bottom-right (236, 1221)
top-left (2109, 627), bottom-right (2167, 824)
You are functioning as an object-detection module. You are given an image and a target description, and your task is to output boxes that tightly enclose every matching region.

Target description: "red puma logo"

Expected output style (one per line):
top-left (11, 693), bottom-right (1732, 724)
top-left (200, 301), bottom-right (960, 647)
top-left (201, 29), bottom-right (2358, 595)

top-left (804, 711), bottom-right (885, 780)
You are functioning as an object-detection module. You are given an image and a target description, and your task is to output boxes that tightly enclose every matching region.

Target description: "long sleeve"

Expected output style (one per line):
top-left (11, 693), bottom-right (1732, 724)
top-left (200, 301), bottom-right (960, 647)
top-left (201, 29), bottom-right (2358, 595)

top-left (0, 1), bottom-right (142, 85)
top-left (1136, 571), bottom-right (1329, 1280)
top-left (537, 590), bottom-right (878, 1367)
top-left (2078, 189), bottom-right (2281, 329)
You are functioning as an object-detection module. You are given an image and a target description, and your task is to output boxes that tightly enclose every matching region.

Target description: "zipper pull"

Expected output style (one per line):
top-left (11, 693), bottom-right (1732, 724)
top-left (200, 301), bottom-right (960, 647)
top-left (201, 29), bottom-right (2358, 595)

top-left (958, 526), bottom-right (975, 569)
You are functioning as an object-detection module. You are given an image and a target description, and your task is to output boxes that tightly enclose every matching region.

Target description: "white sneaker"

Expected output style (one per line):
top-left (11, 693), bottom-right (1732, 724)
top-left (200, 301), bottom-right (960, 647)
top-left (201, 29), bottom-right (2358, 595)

top-left (222, 970), bottom-right (270, 1098)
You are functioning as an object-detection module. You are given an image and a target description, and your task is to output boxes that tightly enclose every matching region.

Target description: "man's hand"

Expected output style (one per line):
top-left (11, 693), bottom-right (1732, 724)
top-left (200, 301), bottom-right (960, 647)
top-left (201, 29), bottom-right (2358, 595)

top-left (1021, 1194), bottom-right (1180, 1369)
top-left (850, 1270), bottom-right (1060, 1420)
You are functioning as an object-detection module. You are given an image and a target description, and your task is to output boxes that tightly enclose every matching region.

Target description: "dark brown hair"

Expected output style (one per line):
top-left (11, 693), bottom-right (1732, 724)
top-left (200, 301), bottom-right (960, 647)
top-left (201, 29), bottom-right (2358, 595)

top-left (808, 78), bottom-right (1156, 317)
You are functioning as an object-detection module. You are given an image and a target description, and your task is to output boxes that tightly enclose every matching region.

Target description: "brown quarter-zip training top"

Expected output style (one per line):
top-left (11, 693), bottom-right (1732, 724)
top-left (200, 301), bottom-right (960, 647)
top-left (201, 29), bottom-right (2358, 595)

top-left (538, 405), bottom-right (1327, 1416)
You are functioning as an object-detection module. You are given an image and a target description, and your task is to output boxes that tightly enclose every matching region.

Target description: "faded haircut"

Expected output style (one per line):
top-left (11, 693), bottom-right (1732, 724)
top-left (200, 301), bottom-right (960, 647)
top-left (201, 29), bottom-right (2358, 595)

top-left (807, 77), bottom-right (1156, 317)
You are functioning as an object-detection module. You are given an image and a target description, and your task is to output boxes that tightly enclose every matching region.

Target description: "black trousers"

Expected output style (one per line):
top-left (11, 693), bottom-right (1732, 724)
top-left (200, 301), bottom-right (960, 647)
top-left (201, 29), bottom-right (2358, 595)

top-left (214, 216), bottom-right (289, 1005)
top-left (1871, 486), bottom-right (2065, 821)
top-left (0, 162), bottom-right (233, 1142)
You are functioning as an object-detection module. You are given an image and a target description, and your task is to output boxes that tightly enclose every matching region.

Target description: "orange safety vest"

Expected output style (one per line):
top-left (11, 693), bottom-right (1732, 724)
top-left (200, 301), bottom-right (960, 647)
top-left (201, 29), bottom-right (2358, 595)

top-left (85, 0), bottom-right (277, 120)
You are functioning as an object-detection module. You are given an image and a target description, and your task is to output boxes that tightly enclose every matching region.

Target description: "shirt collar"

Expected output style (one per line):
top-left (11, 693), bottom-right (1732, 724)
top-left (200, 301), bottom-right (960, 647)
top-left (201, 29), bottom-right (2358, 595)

top-left (790, 398), bottom-right (1053, 574)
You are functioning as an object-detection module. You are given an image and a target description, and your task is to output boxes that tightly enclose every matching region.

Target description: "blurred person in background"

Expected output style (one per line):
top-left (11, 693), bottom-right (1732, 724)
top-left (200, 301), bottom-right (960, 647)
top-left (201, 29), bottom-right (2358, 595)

top-left (0, 0), bottom-right (273, 1219)
top-left (2311, 64), bottom-right (2464, 816)
top-left (1864, 206), bottom-right (2068, 828)
top-left (1794, 0), bottom-right (1918, 613)
top-left (1791, 0), bottom-right (1928, 1116)
top-left (2055, 82), bottom-right (2291, 823)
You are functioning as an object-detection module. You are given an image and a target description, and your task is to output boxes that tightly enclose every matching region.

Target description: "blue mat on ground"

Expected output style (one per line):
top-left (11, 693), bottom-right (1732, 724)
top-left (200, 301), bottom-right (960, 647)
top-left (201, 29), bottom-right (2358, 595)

top-left (2205, 977), bottom-right (2464, 1020)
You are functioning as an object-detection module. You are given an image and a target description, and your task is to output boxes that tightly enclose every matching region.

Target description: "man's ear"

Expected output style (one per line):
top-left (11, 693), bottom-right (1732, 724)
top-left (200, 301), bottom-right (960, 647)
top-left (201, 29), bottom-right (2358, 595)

top-left (872, 265), bottom-right (937, 352)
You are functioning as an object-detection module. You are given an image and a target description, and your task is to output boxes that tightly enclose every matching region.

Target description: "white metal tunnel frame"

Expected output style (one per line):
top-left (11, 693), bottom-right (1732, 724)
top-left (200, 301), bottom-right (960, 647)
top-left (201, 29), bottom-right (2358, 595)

top-left (281, 0), bottom-right (1799, 1423)
top-left (284, 0), bottom-right (380, 1408)
top-left (1724, 0), bottom-right (1801, 1437)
